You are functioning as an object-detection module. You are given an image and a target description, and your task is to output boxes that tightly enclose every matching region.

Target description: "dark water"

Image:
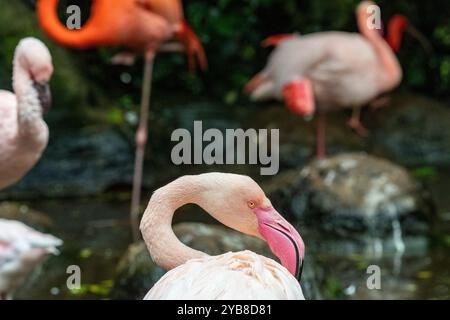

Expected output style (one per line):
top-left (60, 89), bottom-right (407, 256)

top-left (15, 198), bottom-right (132, 300)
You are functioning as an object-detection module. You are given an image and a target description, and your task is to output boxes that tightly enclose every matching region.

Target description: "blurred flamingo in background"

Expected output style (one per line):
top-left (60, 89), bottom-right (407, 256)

top-left (36, 0), bottom-right (207, 241)
top-left (0, 38), bottom-right (53, 190)
top-left (141, 173), bottom-right (305, 299)
top-left (245, 1), bottom-right (429, 159)
top-left (0, 219), bottom-right (62, 300)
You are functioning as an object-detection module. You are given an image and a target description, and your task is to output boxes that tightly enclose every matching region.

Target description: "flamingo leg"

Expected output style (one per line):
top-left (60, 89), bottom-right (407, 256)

top-left (348, 107), bottom-right (369, 137)
top-left (369, 96), bottom-right (391, 111)
top-left (130, 52), bottom-right (155, 242)
top-left (316, 111), bottom-right (326, 160)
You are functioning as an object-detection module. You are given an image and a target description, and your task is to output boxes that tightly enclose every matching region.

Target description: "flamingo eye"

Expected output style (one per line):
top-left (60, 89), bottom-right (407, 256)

top-left (248, 201), bottom-right (256, 209)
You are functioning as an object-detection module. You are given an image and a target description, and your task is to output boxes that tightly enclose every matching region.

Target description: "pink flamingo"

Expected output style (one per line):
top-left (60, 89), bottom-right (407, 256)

top-left (140, 173), bottom-right (305, 299)
top-left (245, 1), bottom-right (410, 159)
top-left (0, 219), bottom-right (62, 300)
top-left (0, 38), bottom-right (53, 190)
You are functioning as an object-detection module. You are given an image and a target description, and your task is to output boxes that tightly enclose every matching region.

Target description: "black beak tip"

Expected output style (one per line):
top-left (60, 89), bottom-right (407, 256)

top-left (33, 81), bottom-right (52, 115)
top-left (296, 260), bottom-right (304, 282)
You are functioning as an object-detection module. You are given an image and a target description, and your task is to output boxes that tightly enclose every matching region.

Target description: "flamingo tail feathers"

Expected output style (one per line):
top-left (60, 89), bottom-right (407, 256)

top-left (176, 21), bottom-right (208, 73)
top-left (261, 33), bottom-right (296, 48)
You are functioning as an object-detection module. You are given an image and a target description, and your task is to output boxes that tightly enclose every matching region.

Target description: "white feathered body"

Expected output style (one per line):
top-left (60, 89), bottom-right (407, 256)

top-left (145, 250), bottom-right (304, 300)
top-left (0, 219), bottom-right (62, 298)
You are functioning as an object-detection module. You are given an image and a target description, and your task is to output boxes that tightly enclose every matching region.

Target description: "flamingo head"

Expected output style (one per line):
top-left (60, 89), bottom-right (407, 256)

top-left (15, 37), bottom-right (54, 113)
top-left (199, 173), bottom-right (305, 280)
top-left (387, 15), bottom-right (432, 55)
top-left (386, 15), bottom-right (409, 53)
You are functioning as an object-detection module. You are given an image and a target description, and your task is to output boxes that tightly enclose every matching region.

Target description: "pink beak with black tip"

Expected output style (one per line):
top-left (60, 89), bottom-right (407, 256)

top-left (254, 207), bottom-right (305, 281)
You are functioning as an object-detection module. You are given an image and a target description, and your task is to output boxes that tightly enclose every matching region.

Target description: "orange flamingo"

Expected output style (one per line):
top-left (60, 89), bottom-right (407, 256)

top-left (245, 1), bottom-right (428, 159)
top-left (36, 0), bottom-right (207, 240)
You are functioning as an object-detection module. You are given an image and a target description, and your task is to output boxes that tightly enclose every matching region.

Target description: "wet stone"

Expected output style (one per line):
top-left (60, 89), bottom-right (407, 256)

top-left (265, 153), bottom-right (433, 241)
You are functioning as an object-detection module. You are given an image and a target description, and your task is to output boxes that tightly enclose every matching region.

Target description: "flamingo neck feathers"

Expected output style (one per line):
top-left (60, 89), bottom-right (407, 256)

top-left (357, 7), bottom-right (402, 91)
top-left (37, 0), bottom-right (100, 48)
top-left (12, 51), bottom-right (47, 143)
top-left (140, 176), bottom-right (207, 271)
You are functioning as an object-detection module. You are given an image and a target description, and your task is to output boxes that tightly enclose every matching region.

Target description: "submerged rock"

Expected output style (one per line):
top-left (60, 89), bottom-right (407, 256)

top-left (265, 153), bottom-right (433, 241)
top-left (111, 223), bottom-right (320, 300)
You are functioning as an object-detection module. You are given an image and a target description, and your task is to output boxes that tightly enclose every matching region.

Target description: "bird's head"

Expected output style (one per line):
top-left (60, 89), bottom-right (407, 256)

top-left (15, 37), bottom-right (54, 114)
top-left (196, 173), bottom-right (305, 281)
top-left (357, 2), bottom-right (432, 54)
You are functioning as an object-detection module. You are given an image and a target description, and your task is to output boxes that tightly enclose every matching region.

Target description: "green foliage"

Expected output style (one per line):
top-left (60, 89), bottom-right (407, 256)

top-left (412, 166), bottom-right (438, 180)
top-left (324, 277), bottom-right (346, 299)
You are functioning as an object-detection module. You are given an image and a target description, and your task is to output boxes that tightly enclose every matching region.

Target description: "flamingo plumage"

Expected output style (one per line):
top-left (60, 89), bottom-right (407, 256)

top-left (36, 0), bottom-right (208, 241)
top-left (0, 219), bottom-right (62, 300)
top-left (140, 173), bottom-right (305, 300)
top-left (0, 38), bottom-right (53, 190)
top-left (245, 1), bottom-right (404, 159)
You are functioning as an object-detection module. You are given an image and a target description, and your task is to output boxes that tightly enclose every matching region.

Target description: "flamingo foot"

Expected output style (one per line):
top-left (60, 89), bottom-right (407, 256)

top-left (348, 115), bottom-right (369, 137)
top-left (370, 96), bottom-right (391, 111)
top-left (111, 52), bottom-right (136, 66)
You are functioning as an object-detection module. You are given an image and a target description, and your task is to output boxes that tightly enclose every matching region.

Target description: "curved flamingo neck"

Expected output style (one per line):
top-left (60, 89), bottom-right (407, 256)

top-left (12, 51), bottom-right (47, 141)
top-left (357, 5), bottom-right (402, 91)
top-left (140, 176), bottom-right (207, 271)
top-left (37, 0), bottom-right (100, 48)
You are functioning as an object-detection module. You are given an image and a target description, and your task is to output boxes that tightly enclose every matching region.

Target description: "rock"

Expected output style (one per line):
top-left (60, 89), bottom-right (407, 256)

top-left (265, 153), bottom-right (433, 241)
top-left (369, 94), bottom-right (450, 166)
top-left (111, 223), bottom-right (321, 300)
top-left (0, 129), bottom-right (135, 200)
